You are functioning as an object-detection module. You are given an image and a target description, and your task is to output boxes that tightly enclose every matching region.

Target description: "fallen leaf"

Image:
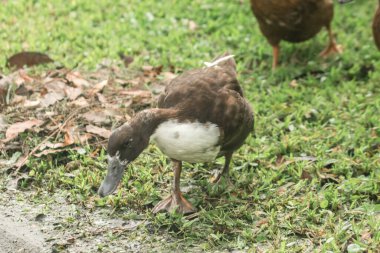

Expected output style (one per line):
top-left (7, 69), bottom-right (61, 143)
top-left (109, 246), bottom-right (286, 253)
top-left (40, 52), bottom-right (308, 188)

top-left (44, 80), bottom-right (67, 96)
top-left (88, 80), bottom-right (108, 96)
top-left (121, 89), bottom-right (152, 98)
top-left (38, 141), bottom-right (66, 151)
top-left (18, 70), bottom-right (34, 83)
top-left (34, 148), bottom-right (68, 157)
top-left (256, 218), bottom-right (269, 227)
top-left (40, 92), bottom-right (65, 107)
top-left (161, 71), bottom-right (177, 83)
top-left (3, 119), bottom-right (44, 142)
top-left (142, 65), bottom-right (163, 77)
top-left (66, 72), bottom-right (91, 88)
top-left (23, 100), bottom-right (41, 108)
top-left (64, 85), bottom-right (82, 100)
top-left (6, 51), bottom-right (53, 70)
top-left (68, 97), bottom-right (89, 107)
top-left (10, 95), bottom-right (26, 105)
top-left (82, 110), bottom-right (109, 125)
top-left (63, 126), bottom-right (76, 146)
top-left (96, 93), bottom-right (107, 104)
top-left (85, 124), bottom-right (111, 138)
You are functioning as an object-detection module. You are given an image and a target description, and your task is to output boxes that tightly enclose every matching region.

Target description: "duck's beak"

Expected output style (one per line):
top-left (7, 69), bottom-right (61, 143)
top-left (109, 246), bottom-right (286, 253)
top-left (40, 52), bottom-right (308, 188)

top-left (98, 156), bottom-right (129, 197)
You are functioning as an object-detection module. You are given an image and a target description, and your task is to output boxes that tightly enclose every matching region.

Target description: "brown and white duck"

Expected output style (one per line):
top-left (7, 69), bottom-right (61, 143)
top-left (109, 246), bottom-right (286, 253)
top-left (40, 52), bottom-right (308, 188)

top-left (250, 0), bottom-right (352, 69)
top-left (98, 54), bottom-right (254, 214)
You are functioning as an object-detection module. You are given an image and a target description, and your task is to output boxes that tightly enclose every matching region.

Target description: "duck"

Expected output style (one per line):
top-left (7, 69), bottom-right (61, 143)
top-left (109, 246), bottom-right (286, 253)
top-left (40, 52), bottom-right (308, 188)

top-left (250, 0), bottom-right (352, 69)
top-left (373, 0), bottom-right (380, 50)
top-left (98, 54), bottom-right (254, 214)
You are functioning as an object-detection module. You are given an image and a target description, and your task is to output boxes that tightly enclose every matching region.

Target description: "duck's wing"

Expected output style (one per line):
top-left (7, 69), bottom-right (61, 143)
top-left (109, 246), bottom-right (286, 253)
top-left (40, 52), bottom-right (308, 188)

top-left (158, 55), bottom-right (254, 152)
top-left (158, 54), bottom-right (242, 109)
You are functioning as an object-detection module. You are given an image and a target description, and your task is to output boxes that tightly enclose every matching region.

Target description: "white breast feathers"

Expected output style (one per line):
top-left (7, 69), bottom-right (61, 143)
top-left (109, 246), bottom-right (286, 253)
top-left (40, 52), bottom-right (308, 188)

top-left (151, 120), bottom-right (221, 163)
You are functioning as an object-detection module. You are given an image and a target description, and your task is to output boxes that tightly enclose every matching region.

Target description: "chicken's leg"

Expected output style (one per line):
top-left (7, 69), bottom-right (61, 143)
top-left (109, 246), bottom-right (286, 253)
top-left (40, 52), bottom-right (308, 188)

top-left (272, 45), bottom-right (280, 69)
top-left (320, 25), bottom-right (343, 57)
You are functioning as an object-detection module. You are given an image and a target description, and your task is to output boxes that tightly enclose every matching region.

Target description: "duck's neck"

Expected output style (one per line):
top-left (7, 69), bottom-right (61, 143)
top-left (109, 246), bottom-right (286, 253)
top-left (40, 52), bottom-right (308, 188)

top-left (130, 108), bottom-right (177, 137)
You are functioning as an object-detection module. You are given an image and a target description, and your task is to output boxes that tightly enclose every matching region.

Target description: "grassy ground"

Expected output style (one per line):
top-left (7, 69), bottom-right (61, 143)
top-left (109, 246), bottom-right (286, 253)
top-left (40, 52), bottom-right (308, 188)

top-left (1, 0), bottom-right (380, 252)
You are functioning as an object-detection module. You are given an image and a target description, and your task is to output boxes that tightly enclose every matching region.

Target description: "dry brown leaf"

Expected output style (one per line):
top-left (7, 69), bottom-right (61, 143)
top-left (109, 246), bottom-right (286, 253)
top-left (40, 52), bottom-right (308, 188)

top-left (64, 85), bottom-right (82, 100)
top-left (18, 70), bottom-right (34, 83)
top-left (142, 65), bottom-right (163, 77)
top-left (121, 89), bottom-right (152, 98)
top-left (6, 51), bottom-right (53, 70)
top-left (3, 119), bottom-right (44, 142)
top-left (10, 95), bottom-right (26, 105)
top-left (96, 93), bottom-right (107, 104)
top-left (66, 72), bottom-right (91, 88)
top-left (161, 71), bottom-right (177, 82)
top-left (43, 78), bottom-right (65, 88)
top-left (38, 141), bottom-right (66, 151)
top-left (85, 124), bottom-right (111, 138)
top-left (34, 148), bottom-right (68, 158)
top-left (68, 97), bottom-right (89, 107)
top-left (88, 80), bottom-right (108, 96)
top-left (63, 125), bottom-right (77, 146)
top-left (23, 100), bottom-right (41, 108)
top-left (40, 92), bottom-right (65, 107)
top-left (82, 110), bottom-right (109, 125)
top-left (256, 218), bottom-right (269, 227)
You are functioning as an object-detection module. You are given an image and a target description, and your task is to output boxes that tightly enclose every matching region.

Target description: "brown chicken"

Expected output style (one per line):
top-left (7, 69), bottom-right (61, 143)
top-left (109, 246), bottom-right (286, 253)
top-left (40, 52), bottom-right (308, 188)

top-left (250, 0), bottom-right (349, 69)
top-left (373, 0), bottom-right (380, 50)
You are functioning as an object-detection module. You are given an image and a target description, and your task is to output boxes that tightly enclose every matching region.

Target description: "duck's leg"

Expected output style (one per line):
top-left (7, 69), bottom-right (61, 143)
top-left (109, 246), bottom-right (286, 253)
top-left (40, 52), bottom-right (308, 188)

top-left (152, 160), bottom-right (196, 214)
top-left (212, 153), bottom-right (232, 184)
top-left (272, 45), bottom-right (280, 70)
top-left (319, 25), bottom-right (343, 57)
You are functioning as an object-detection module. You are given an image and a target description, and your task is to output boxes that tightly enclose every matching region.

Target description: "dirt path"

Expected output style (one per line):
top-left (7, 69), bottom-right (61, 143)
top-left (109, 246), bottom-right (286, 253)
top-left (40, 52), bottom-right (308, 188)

top-left (0, 211), bottom-right (46, 253)
top-left (0, 184), bottom-right (158, 253)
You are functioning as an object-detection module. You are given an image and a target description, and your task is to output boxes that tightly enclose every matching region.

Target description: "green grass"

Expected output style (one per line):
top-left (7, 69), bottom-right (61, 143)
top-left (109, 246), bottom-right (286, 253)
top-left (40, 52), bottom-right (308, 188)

top-left (1, 0), bottom-right (380, 252)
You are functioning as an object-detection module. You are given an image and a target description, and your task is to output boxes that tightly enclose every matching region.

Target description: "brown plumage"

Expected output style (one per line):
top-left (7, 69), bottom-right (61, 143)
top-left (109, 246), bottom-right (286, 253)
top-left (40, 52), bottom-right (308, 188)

top-left (250, 0), bottom-right (343, 69)
top-left (373, 1), bottom-right (380, 50)
top-left (98, 54), bottom-right (254, 214)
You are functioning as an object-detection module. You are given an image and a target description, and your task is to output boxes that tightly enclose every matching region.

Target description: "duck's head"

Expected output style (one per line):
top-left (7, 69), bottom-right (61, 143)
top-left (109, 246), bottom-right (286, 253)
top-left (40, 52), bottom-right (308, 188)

top-left (98, 122), bottom-right (150, 197)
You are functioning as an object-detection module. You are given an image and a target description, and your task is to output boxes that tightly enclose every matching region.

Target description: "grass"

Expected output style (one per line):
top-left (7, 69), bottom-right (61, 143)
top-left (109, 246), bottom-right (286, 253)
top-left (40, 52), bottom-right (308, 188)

top-left (1, 0), bottom-right (380, 252)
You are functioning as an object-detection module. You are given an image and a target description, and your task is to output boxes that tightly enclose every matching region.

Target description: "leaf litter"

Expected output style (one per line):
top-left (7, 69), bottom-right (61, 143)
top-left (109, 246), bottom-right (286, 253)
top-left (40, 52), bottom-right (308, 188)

top-left (0, 64), bottom-right (174, 172)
